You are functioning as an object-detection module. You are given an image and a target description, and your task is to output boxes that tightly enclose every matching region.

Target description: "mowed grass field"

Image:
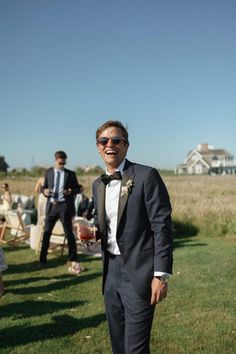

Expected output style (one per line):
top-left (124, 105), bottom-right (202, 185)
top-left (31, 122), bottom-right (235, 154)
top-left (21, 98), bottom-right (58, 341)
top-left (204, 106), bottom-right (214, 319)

top-left (0, 175), bottom-right (236, 353)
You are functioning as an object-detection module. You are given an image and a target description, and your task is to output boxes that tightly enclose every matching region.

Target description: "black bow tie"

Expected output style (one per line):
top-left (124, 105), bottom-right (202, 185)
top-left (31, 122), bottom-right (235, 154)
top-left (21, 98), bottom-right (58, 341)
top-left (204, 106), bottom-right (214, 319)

top-left (101, 171), bottom-right (122, 185)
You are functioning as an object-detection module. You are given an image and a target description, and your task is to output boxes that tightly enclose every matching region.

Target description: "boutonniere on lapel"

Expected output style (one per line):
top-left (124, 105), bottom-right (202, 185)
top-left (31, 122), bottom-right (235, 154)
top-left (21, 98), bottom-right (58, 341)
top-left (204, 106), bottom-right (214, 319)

top-left (121, 179), bottom-right (135, 197)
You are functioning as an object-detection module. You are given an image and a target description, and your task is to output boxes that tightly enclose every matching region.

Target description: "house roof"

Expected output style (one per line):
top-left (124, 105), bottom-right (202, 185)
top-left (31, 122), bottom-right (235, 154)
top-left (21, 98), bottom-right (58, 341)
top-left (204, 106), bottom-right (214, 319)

top-left (185, 149), bottom-right (202, 163)
top-left (201, 149), bottom-right (233, 157)
top-left (187, 148), bottom-right (234, 160)
top-left (189, 157), bottom-right (210, 169)
top-left (176, 163), bottom-right (187, 168)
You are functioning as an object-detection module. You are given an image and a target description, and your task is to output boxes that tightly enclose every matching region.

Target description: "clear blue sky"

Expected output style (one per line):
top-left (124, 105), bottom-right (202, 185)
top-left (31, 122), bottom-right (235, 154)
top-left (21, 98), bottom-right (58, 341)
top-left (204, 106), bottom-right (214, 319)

top-left (1, 0), bottom-right (235, 171)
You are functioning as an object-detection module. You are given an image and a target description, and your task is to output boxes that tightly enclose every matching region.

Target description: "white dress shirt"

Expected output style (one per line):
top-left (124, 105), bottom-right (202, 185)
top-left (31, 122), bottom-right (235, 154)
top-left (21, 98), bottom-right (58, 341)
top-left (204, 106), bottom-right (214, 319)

top-left (104, 159), bottom-right (170, 278)
top-left (105, 160), bottom-right (125, 255)
top-left (50, 168), bottom-right (65, 203)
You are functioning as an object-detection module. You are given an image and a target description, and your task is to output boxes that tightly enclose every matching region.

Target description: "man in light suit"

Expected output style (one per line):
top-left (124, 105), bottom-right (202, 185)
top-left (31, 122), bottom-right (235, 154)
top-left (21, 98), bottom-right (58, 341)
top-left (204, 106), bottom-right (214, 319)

top-left (92, 121), bottom-right (173, 354)
top-left (39, 151), bottom-right (82, 273)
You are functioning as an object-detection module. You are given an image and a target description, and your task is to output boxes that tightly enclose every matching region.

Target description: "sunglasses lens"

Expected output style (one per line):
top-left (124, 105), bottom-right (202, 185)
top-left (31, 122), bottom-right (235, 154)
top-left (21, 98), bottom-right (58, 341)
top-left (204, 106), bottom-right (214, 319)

top-left (112, 139), bottom-right (121, 145)
top-left (97, 137), bottom-right (125, 146)
top-left (98, 138), bottom-right (109, 146)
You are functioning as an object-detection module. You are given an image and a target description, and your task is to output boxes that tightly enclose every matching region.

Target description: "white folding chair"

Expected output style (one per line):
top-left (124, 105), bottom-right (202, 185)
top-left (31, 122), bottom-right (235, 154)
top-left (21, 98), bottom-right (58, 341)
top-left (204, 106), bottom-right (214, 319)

top-left (36, 219), bottom-right (67, 255)
top-left (0, 210), bottom-right (30, 246)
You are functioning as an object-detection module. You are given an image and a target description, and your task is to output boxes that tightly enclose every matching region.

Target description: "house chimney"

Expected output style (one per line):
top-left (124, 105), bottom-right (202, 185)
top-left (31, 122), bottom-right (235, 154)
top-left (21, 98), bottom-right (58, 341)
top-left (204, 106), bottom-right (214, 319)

top-left (197, 143), bottom-right (209, 152)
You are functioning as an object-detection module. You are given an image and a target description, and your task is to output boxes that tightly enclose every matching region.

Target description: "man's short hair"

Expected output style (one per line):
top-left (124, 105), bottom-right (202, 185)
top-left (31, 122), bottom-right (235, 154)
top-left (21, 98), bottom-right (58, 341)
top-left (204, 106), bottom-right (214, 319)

top-left (55, 151), bottom-right (67, 159)
top-left (96, 120), bottom-right (129, 144)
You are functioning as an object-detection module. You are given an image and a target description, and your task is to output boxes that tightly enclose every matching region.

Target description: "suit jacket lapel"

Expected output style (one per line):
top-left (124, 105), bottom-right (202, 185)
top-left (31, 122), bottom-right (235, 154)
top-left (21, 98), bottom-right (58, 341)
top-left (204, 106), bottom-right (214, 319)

top-left (49, 169), bottom-right (54, 188)
top-left (97, 180), bottom-right (106, 233)
top-left (64, 169), bottom-right (68, 186)
top-left (117, 161), bottom-right (134, 228)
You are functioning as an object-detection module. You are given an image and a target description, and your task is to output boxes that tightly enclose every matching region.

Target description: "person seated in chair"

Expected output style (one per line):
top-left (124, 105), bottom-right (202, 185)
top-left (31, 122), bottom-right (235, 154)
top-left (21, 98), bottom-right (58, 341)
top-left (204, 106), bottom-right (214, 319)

top-left (0, 183), bottom-right (12, 221)
top-left (83, 196), bottom-right (94, 221)
top-left (74, 184), bottom-right (90, 218)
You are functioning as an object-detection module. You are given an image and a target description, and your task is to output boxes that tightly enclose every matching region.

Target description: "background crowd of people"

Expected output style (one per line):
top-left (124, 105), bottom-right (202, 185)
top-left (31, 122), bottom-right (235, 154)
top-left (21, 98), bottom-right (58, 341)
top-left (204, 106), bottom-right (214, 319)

top-left (0, 169), bottom-right (95, 297)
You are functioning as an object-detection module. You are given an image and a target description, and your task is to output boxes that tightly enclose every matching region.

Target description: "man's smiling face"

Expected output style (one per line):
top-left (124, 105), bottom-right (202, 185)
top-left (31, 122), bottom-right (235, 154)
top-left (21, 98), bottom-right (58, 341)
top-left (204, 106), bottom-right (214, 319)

top-left (96, 126), bottom-right (129, 172)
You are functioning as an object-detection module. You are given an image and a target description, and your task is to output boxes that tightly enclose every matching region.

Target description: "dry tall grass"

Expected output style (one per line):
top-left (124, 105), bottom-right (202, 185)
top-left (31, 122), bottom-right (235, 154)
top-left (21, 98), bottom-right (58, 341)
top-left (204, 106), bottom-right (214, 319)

top-left (0, 176), bottom-right (96, 196)
top-left (164, 175), bottom-right (236, 237)
top-left (1, 174), bottom-right (236, 237)
top-left (0, 176), bottom-right (96, 214)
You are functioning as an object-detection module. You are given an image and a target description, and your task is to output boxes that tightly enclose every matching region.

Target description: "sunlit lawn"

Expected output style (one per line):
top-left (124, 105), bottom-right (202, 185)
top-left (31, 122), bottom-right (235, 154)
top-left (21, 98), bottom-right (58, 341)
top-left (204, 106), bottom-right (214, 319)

top-left (0, 233), bottom-right (235, 354)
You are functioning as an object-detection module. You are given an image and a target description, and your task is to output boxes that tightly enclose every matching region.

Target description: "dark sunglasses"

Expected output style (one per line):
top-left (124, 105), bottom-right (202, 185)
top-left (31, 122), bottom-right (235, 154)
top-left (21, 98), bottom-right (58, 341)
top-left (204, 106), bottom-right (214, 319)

top-left (97, 136), bottom-right (127, 146)
top-left (58, 161), bottom-right (66, 166)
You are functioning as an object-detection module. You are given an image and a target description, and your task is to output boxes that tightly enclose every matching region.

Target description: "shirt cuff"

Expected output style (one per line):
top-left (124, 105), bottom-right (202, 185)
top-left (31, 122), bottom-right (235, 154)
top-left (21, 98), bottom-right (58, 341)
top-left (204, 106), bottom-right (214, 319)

top-left (154, 271), bottom-right (171, 277)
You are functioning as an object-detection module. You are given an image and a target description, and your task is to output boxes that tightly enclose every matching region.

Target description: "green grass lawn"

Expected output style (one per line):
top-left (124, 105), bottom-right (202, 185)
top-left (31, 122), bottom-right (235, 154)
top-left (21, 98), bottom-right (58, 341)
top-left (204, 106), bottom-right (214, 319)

top-left (0, 234), bottom-right (235, 354)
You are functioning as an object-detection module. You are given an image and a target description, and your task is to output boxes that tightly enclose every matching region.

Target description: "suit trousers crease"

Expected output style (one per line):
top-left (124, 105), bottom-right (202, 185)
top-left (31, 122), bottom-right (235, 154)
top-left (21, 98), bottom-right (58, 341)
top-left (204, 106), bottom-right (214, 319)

top-left (104, 253), bottom-right (155, 354)
top-left (40, 203), bottom-right (77, 263)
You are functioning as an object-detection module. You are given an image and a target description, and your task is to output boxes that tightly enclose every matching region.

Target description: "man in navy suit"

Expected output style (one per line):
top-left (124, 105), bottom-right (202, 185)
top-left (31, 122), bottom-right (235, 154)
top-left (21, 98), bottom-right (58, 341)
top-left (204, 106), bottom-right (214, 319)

top-left (92, 121), bottom-right (173, 354)
top-left (39, 151), bottom-right (82, 273)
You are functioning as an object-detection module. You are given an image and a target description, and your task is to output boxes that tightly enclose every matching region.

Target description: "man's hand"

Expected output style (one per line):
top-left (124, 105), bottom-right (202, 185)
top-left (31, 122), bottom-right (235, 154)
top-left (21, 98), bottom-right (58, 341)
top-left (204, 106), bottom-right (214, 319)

top-left (150, 277), bottom-right (168, 305)
top-left (44, 188), bottom-right (53, 197)
top-left (63, 188), bottom-right (72, 196)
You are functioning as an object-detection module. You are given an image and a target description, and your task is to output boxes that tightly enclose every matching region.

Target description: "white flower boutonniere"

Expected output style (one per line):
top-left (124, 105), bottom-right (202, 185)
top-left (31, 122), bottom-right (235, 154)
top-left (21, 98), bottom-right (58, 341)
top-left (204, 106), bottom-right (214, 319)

top-left (121, 179), bottom-right (135, 197)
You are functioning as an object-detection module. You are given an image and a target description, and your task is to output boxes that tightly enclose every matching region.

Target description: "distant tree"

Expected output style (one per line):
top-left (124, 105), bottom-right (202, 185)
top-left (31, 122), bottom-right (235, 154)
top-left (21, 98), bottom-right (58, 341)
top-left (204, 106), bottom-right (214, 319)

top-left (10, 167), bottom-right (29, 176)
top-left (86, 165), bottom-right (104, 175)
top-left (75, 166), bottom-right (85, 176)
top-left (31, 165), bottom-right (47, 177)
top-left (158, 169), bottom-right (175, 177)
top-left (75, 165), bottom-right (104, 176)
top-left (0, 155), bottom-right (9, 172)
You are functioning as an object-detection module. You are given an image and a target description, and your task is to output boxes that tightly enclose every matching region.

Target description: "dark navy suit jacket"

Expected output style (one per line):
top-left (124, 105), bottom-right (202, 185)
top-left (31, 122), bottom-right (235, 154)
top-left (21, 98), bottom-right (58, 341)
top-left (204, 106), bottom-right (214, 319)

top-left (43, 167), bottom-right (80, 216)
top-left (92, 159), bottom-right (173, 300)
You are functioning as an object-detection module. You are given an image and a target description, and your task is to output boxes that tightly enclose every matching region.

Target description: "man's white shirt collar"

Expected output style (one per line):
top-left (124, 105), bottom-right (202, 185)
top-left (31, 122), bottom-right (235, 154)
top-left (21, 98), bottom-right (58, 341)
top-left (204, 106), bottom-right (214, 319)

top-left (105, 159), bottom-right (126, 176)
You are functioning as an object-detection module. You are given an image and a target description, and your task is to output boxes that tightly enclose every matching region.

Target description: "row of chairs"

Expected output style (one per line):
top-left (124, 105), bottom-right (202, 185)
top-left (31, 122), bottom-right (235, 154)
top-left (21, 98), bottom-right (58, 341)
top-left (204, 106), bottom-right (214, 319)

top-left (0, 210), bottom-right (30, 246)
top-left (0, 211), bottom-right (96, 256)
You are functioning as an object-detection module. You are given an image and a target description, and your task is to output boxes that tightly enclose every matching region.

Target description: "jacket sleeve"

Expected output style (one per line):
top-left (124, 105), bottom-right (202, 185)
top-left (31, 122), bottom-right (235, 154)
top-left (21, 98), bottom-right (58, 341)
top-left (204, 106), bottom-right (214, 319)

top-left (42, 170), bottom-right (50, 197)
top-left (92, 181), bottom-right (102, 241)
top-left (70, 172), bottom-right (81, 196)
top-left (144, 168), bottom-right (173, 274)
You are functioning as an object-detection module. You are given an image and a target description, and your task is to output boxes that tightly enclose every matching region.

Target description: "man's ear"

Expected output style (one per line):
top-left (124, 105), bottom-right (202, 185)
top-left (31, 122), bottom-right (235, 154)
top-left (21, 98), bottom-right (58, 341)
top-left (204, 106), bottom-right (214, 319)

top-left (124, 144), bottom-right (129, 155)
top-left (96, 143), bottom-right (102, 154)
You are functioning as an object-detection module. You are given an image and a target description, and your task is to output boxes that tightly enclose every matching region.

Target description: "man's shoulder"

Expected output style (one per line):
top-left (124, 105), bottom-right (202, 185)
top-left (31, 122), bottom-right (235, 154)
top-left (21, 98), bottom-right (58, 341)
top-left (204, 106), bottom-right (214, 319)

top-left (46, 167), bottom-right (54, 174)
top-left (126, 160), bottom-right (162, 182)
top-left (126, 160), bottom-right (156, 173)
top-left (93, 176), bottom-right (101, 186)
top-left (64, 168), bottom-right (75, 175)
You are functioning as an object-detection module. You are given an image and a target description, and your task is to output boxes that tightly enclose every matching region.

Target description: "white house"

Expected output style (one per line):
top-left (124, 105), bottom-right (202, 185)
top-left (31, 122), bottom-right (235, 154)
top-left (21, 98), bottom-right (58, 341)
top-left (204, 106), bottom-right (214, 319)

top-left (176, 143), bottom-right (236, 175)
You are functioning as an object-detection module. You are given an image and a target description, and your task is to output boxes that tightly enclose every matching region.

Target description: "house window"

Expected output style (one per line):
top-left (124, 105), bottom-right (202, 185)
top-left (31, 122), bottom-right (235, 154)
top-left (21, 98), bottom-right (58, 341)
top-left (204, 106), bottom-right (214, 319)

top-left (195, 164), bottom-right (202, 174)
top-left (225, 156), bottom-right (233, 161)
top-left (191, 155), bottom-right (199, 161)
